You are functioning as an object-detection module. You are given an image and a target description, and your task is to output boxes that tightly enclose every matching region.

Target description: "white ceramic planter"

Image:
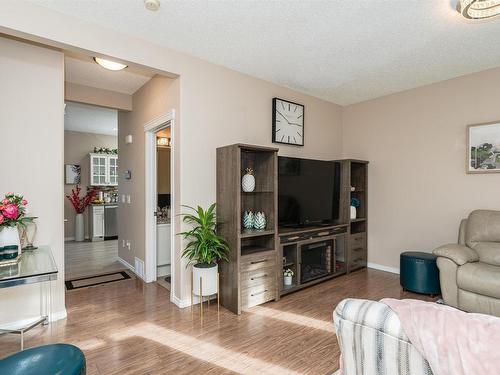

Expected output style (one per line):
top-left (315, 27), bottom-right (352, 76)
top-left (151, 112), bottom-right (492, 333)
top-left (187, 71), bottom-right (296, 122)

top-left (0, 226), bottom-right (21, 249)
top-left (75, 213), bottom-right (84, 242)
top-left (193, 263), bottom-right (218, 296)
top-left (350, 206), bottom-right (357, 220)
top-left (284, 275), bottom-right (293, 286)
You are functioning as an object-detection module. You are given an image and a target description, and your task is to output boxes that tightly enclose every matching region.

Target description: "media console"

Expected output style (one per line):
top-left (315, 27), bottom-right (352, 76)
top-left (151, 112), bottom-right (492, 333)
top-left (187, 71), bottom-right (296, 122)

top-left (216, 143), bottom-right (368, 314)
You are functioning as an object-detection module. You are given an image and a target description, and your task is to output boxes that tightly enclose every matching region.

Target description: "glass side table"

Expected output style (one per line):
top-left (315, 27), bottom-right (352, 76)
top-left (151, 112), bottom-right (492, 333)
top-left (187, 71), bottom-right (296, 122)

top-left (0, 246), bottom-right (58, 350)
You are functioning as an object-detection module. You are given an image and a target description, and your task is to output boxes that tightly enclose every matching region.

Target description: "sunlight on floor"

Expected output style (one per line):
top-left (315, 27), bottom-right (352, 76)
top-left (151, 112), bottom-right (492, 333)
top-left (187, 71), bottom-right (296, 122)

top-left (71, 337), bottom-right (107, 351)
top-left (109, 322), bottom-right (303, 375)
top-left (250, 306), bottom-right (334, 333)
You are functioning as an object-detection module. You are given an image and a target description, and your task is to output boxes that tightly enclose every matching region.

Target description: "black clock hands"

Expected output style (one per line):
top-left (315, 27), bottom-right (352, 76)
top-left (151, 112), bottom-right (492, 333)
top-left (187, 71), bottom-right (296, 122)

top-left (276, 110), bottom-right (290, 124)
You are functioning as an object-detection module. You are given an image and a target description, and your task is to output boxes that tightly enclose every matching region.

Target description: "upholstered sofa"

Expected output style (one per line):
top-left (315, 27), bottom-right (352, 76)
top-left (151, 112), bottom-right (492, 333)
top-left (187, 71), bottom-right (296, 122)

top-left (333, 298), bottom-right (433, 375)
top-left (433, 209), bottom-right (500, 317)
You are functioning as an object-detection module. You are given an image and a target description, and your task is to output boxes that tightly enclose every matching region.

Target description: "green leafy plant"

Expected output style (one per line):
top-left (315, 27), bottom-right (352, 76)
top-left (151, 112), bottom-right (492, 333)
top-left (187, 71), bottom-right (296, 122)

top-left (178, 203), bottom-right (230, 266)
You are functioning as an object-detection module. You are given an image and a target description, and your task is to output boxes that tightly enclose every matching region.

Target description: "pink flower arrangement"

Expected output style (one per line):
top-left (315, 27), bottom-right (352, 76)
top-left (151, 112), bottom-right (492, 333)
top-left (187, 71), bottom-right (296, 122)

top-left (0, 192), bottom-right (30, 228)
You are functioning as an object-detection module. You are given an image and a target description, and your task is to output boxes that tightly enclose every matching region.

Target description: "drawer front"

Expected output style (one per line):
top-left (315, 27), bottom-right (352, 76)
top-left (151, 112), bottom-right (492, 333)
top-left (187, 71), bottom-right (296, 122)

top-left (240, 251), bottom-right (276, 272)
top-left (241, 267), bottom-right (275, 289)
top-left (241, 284), bottom-right (276, 309)
top-left (350, 233), bottom-right (366, 248)
top-left (349, 254), bottom-right (367, 270)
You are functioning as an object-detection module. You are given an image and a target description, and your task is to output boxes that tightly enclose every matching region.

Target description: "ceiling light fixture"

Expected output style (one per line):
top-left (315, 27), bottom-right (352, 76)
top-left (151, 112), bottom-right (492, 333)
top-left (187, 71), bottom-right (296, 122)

top-left (144, 0), bottom-right (160, 11)
top-left (93, 57), bottom-right (128, 71)
top-left (457, 0), bottom-right (500, 19)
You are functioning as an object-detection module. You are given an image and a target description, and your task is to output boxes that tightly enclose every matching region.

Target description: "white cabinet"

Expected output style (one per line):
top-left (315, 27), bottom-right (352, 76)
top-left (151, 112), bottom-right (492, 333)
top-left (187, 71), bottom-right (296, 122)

top-left (89, 205), bottom-right (105, 241)
top-left (89, 153), bottom-right (118, 186)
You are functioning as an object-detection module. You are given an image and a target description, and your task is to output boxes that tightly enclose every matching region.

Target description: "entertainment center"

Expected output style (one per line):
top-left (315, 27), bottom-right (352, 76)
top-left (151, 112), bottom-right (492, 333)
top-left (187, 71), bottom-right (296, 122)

top-left (216, 143), bottom-right (368, 314)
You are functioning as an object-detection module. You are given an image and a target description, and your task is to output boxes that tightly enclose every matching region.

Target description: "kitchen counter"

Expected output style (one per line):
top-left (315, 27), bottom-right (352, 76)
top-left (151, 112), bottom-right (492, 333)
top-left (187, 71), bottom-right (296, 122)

top-left (91, 202), bottom-right (118, 206)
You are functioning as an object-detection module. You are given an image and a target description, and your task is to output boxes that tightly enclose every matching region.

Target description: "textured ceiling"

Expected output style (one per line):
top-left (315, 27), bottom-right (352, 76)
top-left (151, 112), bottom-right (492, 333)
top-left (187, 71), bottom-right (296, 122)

top-left (33, 0), bottom-right (500, 105)
top-left (65, 101), bottom-right (118, 136)
top-left (65, 54), bottom-right (153, 95)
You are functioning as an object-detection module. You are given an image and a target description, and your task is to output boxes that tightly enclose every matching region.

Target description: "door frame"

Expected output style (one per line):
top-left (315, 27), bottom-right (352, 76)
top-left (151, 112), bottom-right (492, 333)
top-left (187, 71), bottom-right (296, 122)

top-left (144, 109), bottom-right (175, 298)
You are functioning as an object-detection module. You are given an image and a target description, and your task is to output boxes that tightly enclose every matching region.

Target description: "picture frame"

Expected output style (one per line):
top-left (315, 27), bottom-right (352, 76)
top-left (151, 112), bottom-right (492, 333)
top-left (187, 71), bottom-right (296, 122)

top-left (65, 164), bottom-right (81, 184)
top-left (467, 121), bottom-right (500, 174)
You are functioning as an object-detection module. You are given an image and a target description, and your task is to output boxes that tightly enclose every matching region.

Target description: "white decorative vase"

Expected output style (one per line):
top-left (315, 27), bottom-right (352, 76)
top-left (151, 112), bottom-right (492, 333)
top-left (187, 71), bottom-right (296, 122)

top-left (0, 226), bottom-right (21, 249)
top-left (242, 169), bottom-right (255, 192)
top-left (75, 213), bottom-right (84, 242)
top-left (284, 275), bottom-right (293, 286)
top-left (243, 211), bottom-right (254, 229)
top-left (350, 206), bottom-right (357, 220)
top-left (192, 263), bottom-right (218, 296)
top-left (254, 211), bottom-right (267, 230)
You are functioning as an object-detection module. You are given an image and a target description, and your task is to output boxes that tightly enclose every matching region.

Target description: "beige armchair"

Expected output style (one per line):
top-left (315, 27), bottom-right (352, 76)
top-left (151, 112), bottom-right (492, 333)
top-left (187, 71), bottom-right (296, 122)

top-left (433, 210), bottom-right (500, 317)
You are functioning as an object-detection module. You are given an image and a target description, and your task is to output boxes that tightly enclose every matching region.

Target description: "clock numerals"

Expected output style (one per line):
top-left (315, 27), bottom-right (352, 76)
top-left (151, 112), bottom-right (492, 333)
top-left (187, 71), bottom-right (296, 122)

top-left (273, 98), bottom-right (304, 146)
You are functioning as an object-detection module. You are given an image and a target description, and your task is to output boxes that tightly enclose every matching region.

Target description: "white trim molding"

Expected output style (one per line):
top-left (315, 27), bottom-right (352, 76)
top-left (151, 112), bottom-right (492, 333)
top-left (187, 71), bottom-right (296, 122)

top-left (143, 109), bottom-right (177, 306)
top-left (367, 262), bottom-right (400, 275)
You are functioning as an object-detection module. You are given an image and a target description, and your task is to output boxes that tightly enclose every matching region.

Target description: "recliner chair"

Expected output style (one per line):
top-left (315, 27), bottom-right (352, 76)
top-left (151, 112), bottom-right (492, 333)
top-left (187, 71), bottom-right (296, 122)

top-left (433, 209), bottom-right (500, 317)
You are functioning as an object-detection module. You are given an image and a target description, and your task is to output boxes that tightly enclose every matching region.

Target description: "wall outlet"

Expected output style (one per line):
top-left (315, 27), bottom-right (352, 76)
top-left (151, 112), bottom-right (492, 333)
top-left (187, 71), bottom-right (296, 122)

top-left (126, 240), bottom-right (131, 251)
top-left (126, 195), bottom-right (131, 204)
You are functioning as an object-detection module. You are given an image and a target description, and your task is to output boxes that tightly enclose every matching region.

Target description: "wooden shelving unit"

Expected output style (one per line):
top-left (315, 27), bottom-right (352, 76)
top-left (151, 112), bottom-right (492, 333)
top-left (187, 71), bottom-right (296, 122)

top-left (338, 159), bottom-right (369, 272)
top-left (216, 144), bottom-right (279, 315)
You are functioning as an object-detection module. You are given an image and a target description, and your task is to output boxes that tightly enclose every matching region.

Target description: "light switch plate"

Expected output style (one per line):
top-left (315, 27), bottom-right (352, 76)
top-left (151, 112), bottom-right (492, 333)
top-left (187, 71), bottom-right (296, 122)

top-left (126, 195), bottom-right (131, 204)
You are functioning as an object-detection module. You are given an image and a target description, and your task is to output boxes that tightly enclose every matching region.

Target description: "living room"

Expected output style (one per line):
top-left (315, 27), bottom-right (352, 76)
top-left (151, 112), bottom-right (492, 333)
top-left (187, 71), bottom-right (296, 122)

top-left (0, 1), bottom-right (499, 374)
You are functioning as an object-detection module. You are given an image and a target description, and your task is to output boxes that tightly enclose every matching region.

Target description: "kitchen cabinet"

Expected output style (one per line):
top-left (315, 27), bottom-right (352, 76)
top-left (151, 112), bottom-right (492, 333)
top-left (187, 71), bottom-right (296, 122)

top-left (89, 205), bottom-right (105, 241)
top-left (89, 153), bottom-right (118, 186)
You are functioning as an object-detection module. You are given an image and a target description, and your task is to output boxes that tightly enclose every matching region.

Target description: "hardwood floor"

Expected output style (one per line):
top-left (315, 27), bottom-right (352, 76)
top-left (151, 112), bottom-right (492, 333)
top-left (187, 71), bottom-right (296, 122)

top-left (65, 240), bottom-right (125, 281)
top-left (0, 268), bottom-right (436, 374)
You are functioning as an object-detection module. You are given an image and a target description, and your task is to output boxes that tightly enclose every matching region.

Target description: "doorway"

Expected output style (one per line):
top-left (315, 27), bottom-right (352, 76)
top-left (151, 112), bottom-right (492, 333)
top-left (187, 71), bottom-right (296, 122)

top-left (144, 111), bottom-right (176, 297)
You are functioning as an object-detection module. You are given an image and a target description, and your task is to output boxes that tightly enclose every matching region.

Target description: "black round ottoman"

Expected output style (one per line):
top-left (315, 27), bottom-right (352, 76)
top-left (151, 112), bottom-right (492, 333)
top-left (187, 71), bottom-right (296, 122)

top-left (400, 251), bottom-right (441, 296)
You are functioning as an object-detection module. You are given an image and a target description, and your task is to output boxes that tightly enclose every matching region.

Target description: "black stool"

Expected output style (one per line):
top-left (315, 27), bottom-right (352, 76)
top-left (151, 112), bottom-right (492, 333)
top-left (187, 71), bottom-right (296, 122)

top-left (400, 251), bottom-right (441, 296)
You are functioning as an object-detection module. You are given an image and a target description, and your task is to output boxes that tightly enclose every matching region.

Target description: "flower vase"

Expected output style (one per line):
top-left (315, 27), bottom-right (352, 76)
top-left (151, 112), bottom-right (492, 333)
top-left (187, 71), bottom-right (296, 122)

top-left (243, 211), bottom-right (254, 230)
top-left (75, 213), bottom-right (85, 242)
top-left (284, 275), bottom-right (293, 286)
top-left (0, 226), bottom-right (21, 250)
top-left (350, 206), bottom-right (357, 220)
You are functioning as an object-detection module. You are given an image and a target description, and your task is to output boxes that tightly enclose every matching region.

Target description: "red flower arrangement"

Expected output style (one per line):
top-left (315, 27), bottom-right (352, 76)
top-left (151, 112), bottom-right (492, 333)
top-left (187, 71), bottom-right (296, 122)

top-left (0, 192), bottom-right (30, 228)
top-left (66, 186), bottom-right (97, 214)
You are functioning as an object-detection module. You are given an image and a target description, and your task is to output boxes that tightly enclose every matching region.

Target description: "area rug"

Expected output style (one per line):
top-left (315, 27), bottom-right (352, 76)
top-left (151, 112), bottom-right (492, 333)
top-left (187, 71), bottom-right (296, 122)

top-left (65, 271), bottom-right (131, 290)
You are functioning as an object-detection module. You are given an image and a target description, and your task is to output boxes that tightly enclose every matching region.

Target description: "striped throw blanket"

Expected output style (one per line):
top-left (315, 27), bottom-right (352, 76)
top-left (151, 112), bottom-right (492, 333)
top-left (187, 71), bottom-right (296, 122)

top-left (333, 298), bottom-right (433, 375)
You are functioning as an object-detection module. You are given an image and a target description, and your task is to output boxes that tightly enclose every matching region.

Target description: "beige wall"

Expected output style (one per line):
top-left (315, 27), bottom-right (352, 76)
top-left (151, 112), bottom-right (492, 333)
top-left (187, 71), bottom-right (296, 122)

top-left (117, 75), bottom-right (180, 268)
top-left (157, 148), bottom-right (171, 194)
top-left (0, 36), bottom-right (66, 324)
top-left (0, 4), bottom-right (343, 304)
top-left (65, 82), bottom-right (132, 111)
top-left (343, 66), bottom-right (500, 271)
top-left (64, 130), bottom-right (117, 239)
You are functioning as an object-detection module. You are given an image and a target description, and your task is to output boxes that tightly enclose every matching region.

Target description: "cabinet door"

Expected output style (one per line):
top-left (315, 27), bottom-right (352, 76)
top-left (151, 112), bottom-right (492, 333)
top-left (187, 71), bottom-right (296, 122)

top-left (91, 155), bottom-right (108, 186)
top-left (108, 155), bottom-right (118, 186)
top-left (93, 207), bottom-right (105, 238)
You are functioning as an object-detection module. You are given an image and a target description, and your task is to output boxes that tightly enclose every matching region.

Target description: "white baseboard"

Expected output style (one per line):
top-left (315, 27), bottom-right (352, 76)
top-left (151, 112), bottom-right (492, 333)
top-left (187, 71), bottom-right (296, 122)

top-left (118, 256), bottom-right (146, 282)
top-left (171, 294), bottom-right (216, 309)
top-left (368, 262), bottom-right (400, 274)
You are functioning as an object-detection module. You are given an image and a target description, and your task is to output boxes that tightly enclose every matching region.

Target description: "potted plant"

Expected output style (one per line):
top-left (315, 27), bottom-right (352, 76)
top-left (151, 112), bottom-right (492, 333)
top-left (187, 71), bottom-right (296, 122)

top-left (66, 186), bottom-right (97, 242)
top-left (0, 192), bottom-right (31, 251)
top-left (283, 268), bottom-right (294, 286)
top-left (179, 203), bottom-right (229, 298)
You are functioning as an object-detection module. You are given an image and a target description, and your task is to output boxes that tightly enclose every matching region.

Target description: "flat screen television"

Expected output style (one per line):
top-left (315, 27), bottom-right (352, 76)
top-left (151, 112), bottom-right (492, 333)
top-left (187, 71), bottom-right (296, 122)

top-left (278, 156), bottom-right (341, 227)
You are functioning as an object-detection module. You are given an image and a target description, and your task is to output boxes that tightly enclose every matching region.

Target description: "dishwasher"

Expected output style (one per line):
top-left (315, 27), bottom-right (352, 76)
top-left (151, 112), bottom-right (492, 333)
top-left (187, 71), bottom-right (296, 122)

top-left (104, 205), bottom-right (118, 240)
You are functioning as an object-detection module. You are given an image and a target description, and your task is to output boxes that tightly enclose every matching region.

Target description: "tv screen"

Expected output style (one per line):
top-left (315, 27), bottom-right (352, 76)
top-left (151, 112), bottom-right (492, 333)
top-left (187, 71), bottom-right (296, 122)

top-left (278, 156), bottom-right (340, 227)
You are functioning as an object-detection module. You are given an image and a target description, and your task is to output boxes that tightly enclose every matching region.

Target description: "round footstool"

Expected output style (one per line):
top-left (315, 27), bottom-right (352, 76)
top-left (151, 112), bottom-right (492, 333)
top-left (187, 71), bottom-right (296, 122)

top-left (400, 251), bottom-right (441, 296)
top-left (0, 344), bottom-right (86, 375)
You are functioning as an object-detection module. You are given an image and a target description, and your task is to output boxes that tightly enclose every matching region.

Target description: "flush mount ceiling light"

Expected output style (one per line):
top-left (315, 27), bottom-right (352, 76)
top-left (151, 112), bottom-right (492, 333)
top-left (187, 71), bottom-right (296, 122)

top-left (457, 0), bottom-right (500, 19)
top-left (144, 0), bottom-right (160, 11)
top-left (93, 57), bottom-right (128, 71)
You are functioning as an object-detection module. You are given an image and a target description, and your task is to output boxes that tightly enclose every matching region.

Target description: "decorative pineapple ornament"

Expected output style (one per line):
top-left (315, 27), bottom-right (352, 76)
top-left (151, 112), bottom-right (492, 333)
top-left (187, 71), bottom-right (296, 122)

top-left (243, 211), bottom-right (254, 229)
top-left (253, 212), bottom-right (267, 230)
top-left (242, 167), bottom-right (255, 192)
